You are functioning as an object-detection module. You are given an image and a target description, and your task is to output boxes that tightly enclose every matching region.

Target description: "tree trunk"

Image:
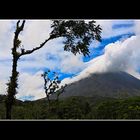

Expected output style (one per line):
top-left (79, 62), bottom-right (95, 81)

top-left (6, 100), bottom-right (12, 119)
top-left (6, 56), bottom-right (18, 119)
top-left (47, 94), bottom-right (50, 109)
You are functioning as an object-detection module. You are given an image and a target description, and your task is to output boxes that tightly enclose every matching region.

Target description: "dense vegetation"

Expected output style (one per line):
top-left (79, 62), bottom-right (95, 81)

top-left (1, 95), bottom-right (140, 119)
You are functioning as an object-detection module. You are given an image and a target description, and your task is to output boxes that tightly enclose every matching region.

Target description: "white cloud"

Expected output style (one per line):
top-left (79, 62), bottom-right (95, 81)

top-left (0, 20), bottom-right (15, 60)
top-left (16, 71), bottom-right (46, 100)
top-left (134, 20), bottom-right (140, 35)
top-left (0, 80), bottom-right (7, 95)
top-left (61, 35), bottom-right (140, 85)
top-left (18, 38), bottom-right (85, 74)
top-left (96, 20), bottom-right (134, 39)
top-left (20, 20), bottom-right (52, 49)
top-left (0, 61), bottom-right (12, 95)
top-left (59, 53), bottom-right (85, 73)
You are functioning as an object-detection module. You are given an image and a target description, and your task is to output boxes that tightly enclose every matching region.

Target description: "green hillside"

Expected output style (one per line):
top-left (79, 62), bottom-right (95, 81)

top-left (1, 95), bottom-right (140, 119)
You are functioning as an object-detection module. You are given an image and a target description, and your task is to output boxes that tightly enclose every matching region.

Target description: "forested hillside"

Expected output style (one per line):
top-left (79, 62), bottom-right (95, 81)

top-left (1, 95), bottom-right (140, 119)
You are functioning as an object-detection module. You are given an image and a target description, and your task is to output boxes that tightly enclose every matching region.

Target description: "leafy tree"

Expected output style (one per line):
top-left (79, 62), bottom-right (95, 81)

top-left (41, 71), bottom-right (59, 102)
top-left (41, 70), bottom-right (67, 104)
top-left (5, 20), bottom-right (102, 119)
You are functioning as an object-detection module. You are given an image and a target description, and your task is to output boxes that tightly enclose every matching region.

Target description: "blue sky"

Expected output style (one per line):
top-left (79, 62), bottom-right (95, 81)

top-left (83, 33), bottom-right (135, 62)
top-left (0, 20), bottom-right (140, 101)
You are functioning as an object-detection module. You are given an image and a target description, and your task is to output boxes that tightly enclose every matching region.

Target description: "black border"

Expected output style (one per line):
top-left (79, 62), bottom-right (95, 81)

top-left (0, 2), bottom-right (139, 19)
top-left (0, 2), bottom-right (140, 136)
top-left (0, 120), bottom-right (140, 132)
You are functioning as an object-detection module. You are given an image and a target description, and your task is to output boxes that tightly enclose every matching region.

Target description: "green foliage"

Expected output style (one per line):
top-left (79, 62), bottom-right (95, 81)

top-left (50, 20), bottom-right (102, 56)
top-left (55, 97), bottom-right (91, 119)
top-left (41, 70), bottom-right (67, 102)
top-left (1, 95), bottom-right (140, 119)
top-left (92, 96), bottom-right (140, 119)
top-left (14, 39), bottom-right (21, 48)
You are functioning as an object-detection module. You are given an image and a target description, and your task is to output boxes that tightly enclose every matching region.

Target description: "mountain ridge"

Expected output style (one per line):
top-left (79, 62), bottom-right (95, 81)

top-left (57, 71), bottom-right (140, 98)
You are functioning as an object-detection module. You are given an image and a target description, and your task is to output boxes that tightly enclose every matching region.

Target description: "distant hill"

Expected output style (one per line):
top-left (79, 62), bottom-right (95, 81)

top-left (58, 71), bottom-right (140, 98)
top-left (1, 95), bottom-right (140, 119)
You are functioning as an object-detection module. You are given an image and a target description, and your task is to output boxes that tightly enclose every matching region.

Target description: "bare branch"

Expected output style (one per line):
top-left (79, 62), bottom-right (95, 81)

top-left (15, 20), bottom-right (25, 35)
top-left (16, 20), bottom-right (20, 28)
top-left (14, 20), bottom-right (25, 50)
top-left (19, 37), bottom-right (52, 57)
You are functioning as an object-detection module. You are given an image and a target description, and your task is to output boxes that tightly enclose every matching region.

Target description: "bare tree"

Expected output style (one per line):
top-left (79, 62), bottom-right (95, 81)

top-left (41, 71), bottom-right (59, 104)
top-left (5, 20), bottom-right (102, 119)
top-left (41, 70), bottom-right (67, 104)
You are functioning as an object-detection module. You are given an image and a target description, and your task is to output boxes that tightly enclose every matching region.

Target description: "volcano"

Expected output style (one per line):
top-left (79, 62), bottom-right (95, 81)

top-left (58, 71), bottom-right (140, 98)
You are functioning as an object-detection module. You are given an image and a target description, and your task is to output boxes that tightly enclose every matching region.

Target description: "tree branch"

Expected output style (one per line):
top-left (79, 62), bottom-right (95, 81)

top-left (14, 20), bottom-right (25, 49)
top-left (16, 20), bottom-right (20, 28)
top-left (19, 37), bottom-right (52, 57)
top-left (15, 20), bottom-right (25, 37)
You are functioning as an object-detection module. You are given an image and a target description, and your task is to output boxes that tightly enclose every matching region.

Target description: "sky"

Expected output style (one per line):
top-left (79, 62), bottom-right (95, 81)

top-left (0, 19), bottom-right (140, 101)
